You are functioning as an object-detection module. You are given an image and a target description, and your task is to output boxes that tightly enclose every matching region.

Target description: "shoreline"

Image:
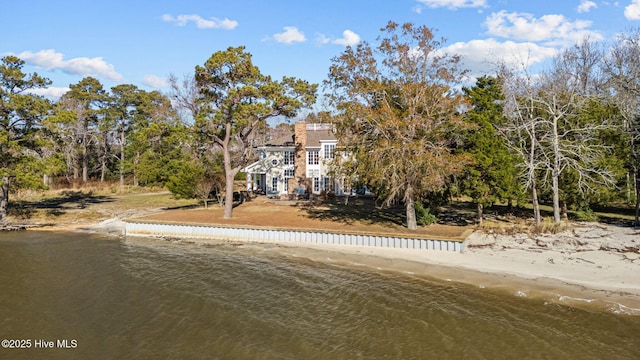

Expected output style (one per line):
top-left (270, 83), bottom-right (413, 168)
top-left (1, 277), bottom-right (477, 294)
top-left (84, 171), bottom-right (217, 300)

top-left (30, 218), bottom-right (640, 315)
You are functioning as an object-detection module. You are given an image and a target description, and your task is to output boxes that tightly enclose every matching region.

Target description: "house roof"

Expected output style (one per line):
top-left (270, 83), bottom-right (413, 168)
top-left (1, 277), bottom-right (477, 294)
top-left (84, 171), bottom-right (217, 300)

top-left (305, 129), bottom-right (336, 147)
top-left (266, 133), bottom-right (295, 146)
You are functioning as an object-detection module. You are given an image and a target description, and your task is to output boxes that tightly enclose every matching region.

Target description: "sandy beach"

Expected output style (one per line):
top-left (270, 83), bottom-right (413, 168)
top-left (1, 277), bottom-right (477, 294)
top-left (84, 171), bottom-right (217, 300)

top-left (62, 216), bottom-right (639, 315)
top-left (284, 223), bottom-right (640, 313)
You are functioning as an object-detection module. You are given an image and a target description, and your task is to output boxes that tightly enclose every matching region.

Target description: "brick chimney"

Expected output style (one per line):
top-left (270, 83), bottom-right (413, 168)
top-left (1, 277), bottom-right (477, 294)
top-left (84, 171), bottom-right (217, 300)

top-left (294, 121), bottom-right (309, 192)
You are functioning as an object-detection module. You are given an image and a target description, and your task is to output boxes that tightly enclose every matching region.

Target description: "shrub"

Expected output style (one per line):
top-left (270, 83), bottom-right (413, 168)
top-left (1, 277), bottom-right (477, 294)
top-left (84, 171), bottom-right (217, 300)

top-left (574, 208), bottom-right (599, 222)
top-left (415, 201), bottom-right (438, 225)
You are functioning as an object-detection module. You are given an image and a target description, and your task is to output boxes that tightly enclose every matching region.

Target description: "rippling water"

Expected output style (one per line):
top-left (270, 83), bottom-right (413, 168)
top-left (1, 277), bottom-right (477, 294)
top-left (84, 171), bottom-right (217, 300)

top-left (0, 231), bottom-right (639, 359)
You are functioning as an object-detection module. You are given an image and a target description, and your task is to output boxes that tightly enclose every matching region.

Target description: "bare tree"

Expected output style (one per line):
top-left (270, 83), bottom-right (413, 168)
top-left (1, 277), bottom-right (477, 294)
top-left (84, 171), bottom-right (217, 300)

top-left (168, 73), bottom-right (203, 123)
top-left (603, 29), bottom-right (640, 226)
top-left (501, 39), bottom-right (616, 226)
top-left (500, 67), bottom-right (544, 226)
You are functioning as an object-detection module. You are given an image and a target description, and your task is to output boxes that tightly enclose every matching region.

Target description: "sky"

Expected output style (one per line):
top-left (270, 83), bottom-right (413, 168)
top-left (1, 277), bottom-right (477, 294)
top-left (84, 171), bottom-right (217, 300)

top-left (3, 0), bottom-right (640, 103)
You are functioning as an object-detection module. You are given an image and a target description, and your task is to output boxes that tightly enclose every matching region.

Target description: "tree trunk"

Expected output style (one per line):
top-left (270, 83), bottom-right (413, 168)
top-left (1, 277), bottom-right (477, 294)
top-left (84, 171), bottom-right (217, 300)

top-left (221, 121), bottom-right (239, 219)
top-left (633, 142), bottom-right (639, 227)
top-left (82, 145), bottom-right (88, 183)
top-left (529, 120), bottom-right (541, 227)
top-left (100, 154), bottom-right (106, 182)
top-left (531, 182), bottom-right (541, 227)
top-left (73, 153), bottom-right (80, 180)
top-left (0, 177), bottom-right (8, 223)
top-left (627, 172), bottom-right (631, 204)
top-left (552, 172), bottom-right (561, 225)
top-left (120, 129), bottom-right (125, 187)
top-left (477, 202), bottom-right (484, 225)
top-left (133, 151), bottom-right (140, 187)
top-left (223, 169), bottom-right (235, 219)
top-left (406, 197), bottom-right (417, 230)
top-left (635, 172), bottom-right (639, 227)
top-left (561, 201), bottom-right (569, 221)
top-left (552, 114), bottom-right (561, 226)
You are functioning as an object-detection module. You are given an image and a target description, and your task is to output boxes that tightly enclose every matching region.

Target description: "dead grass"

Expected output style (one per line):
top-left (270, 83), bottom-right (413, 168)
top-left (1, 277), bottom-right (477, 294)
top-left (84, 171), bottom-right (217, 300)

top-left (7, 188), bottom-right (198, 226)
top-left (135, 196), bottom-right (473, 240)
top-left (477, 217), bottom-right (572, 235)
top-left (11, 186), bottom-right (631, 239)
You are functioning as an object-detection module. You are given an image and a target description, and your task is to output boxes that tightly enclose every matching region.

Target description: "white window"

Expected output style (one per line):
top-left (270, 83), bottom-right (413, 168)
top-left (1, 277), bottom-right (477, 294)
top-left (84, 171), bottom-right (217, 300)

top-left (313, 177), bottom-right (320, 193)
top-left (323, 176), bottom-right (332, 192)
top-left (324, 144), bottom-right (336, 159)
top-left (284, 168), bottom-right (294, 178)
top-left (284, 178), bottom-right (289, 193)
top-left (308, 150), bottom-right (319, 165)
top-left (284, 151), bottom-right (295, 165)
top-left (271, 176), bottom-right (278, 192)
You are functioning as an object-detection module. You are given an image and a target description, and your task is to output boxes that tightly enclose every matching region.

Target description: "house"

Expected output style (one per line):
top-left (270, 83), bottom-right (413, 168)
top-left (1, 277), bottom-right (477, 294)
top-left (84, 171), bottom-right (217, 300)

top-left (243, 122), bottom-right (346, 198)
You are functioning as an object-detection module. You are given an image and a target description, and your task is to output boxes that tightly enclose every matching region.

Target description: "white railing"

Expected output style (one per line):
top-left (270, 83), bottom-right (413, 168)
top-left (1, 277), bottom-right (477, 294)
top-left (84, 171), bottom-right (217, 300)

top-left (306, 123), bottom-right (331, 131)
top-left (124, 222), bottom-right (465, 252)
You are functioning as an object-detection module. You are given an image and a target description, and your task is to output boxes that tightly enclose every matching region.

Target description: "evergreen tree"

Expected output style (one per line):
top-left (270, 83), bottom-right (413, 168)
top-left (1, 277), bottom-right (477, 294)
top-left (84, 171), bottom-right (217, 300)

top-left (0, 56), bottom-right (52, 222)
top-left (461, 76), bottom-right (522, 223)
top-left (195, 46), bottom-right (317, 218)
top-left (57, 77), bottom-right (108, 183)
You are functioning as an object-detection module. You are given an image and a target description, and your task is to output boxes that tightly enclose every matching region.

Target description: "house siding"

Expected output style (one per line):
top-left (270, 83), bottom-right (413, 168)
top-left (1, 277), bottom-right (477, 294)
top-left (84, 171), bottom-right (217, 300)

top-left (244, 121), bottom-right (342, 197)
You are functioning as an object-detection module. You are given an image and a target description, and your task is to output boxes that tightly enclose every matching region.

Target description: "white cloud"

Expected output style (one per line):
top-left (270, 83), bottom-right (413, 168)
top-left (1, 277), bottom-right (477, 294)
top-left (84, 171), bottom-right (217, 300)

top-left (26, 86), bottom-right (70, 100)
top-left (441, 38), bottom-right (559, 78)
top-left (142, 74), bottom-right (168, 88)
top-left (483, 11), bottom-right (603, 46)
top-left (577, 0), bottom-right (598, 13)
top-left (625, 0), bottom-right (640, 20)
top-left (16, 49), bottom-right (123, 81)
top-left (332, 30), bottom-right (361, 46)
top-left (161, 14), bottom-right (238, 30)
top-left (272, 26), bottom-right (306, 44)
top-left (316, 34), bottom-right (331, 45)
top-left (416, 0), bottom-right (487, 9)
top-left (315, 30), bottom-right (361, 46)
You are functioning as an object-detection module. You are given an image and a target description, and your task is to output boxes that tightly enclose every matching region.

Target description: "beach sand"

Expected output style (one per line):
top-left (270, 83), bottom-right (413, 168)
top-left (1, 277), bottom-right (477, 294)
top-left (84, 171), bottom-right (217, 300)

top-left (269, 223), bottom-right (640, 314)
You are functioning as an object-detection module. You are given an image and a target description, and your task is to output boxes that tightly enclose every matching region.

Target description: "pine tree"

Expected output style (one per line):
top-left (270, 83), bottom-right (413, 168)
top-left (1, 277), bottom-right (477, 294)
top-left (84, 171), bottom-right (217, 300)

top-left (0, 56), bottom-right (52, 222)
top-left (461, 76), bottom-right (522, 224)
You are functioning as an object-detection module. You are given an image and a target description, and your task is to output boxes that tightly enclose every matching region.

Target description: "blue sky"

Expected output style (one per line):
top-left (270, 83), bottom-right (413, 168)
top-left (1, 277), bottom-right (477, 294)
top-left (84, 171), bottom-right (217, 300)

top-left (3, 0), bottom-right (640, 101)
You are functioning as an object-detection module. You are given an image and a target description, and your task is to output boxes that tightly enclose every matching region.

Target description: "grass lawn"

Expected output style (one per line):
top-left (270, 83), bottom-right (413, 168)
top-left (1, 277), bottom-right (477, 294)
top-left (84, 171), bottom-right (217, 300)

top-left (6, 186), bottom-right (637, 238)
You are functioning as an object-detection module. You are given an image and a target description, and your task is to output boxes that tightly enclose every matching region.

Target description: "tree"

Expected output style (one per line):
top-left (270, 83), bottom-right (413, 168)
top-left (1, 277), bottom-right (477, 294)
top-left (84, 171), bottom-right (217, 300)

top-left (58, 77), bottom-right (108, 183)
top-left (166, 154), bottom-right (224, 208)
top-left (460, 76), bottom-right (522, 224)
top-left (108, 86), bottom-right (178, 187)
top-left (109, 84), bottom-right (141, 187)
top-left (168, 73), bottom-right (203, 123)
top-left (603, 29), bottom-right (640, 226)
top-left (502, 40), bottom-right (616, 226)
top-left (0, 56), bottom-right (51, 222)
top-left (194, 46), bottom-right (317, 218)
top-left (325, 21), bottom-right (470, 230)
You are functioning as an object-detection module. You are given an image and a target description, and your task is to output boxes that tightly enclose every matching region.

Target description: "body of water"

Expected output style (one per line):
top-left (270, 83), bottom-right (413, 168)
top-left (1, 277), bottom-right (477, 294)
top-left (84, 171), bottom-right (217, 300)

top-left (0, 231), bottom-right (639, 359)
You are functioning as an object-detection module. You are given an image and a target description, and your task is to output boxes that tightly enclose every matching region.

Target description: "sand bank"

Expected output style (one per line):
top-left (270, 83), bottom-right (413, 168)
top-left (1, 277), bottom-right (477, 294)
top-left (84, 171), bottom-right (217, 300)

top-left (267, 223), bottom-right (640, 314)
